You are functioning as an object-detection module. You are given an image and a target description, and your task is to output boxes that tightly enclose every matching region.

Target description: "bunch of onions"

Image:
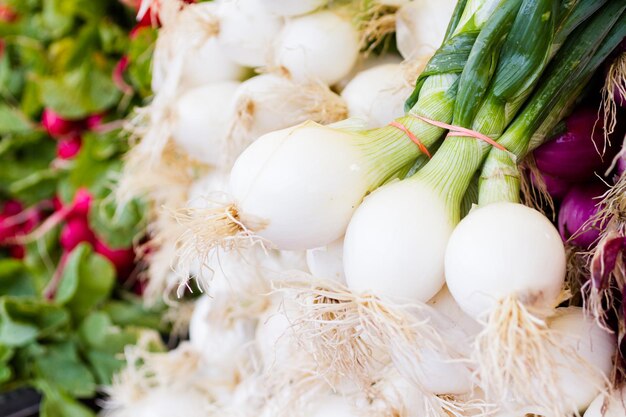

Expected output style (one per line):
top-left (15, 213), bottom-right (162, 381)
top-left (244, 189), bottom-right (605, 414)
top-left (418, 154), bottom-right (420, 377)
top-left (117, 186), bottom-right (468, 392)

top-left (108, 1), bottom-right (626, 417)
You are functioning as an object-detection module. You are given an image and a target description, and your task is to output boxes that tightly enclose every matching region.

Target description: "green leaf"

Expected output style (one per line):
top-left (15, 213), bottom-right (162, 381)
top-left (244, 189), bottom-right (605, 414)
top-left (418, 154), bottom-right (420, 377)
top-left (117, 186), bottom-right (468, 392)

top-left (127, 26), bottom-right (157, 97)
top-left (0, 259), bottom-right (37, 297)
top-left (0, 298), bottom-right (69, 347)
top-left (39, 61), bottom-right (121, 119)
top-left (0, 104), bottom-right (34, 134)
top-left (39, 385), bottom-right (96, 417)
top-left (78, 312), bottom-right (144, 384)
top-left (89, 195), bottom-right (145, 249)
top-left (42, 0), bottom-right (75, 38)
top-left (32, 341), bottom-right (96, 397)
top-left (54, 243), bottom-right (116, 320)
top-left (103, 298), bottom-right (167, 330)
top-left (0, 344), bottom-right (14, 383)
top-left (8, 168), bottom-right (59, 206)
top-left (59, 131), bottom-right (122, 200)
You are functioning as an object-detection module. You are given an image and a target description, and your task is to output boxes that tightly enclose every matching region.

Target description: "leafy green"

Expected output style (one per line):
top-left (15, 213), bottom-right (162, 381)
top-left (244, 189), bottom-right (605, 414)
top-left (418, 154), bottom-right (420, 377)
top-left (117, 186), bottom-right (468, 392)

top-left (89, 195), bottom-right (145, 249)
top-left (54, 243), bottom-right (115, 321)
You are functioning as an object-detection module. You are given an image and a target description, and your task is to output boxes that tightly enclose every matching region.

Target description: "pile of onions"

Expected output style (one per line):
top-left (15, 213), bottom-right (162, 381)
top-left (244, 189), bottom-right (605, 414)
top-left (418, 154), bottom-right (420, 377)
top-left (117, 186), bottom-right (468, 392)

top-left (107, 1), bottom-right (626, 417)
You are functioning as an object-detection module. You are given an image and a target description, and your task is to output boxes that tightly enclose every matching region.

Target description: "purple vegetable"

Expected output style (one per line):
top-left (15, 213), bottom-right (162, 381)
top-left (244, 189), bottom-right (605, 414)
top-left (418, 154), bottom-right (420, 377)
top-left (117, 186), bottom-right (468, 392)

top-left (558, 181), bottom-right (608, 248)
top-left (534, 108), bottom-right (617, 182)
top-left (531, 170), bottom-right (571, 200)
top-left (591, 233), bottom-right (625, 291)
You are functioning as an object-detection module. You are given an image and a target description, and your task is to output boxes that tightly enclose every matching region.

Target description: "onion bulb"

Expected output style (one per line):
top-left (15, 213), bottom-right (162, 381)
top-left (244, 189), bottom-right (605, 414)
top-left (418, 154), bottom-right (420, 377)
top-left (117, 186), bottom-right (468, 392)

top-left (105, 386), bottom-right (211, 417)
top-left (217, 0), bottom-right (283, 67)
top-left (445, 202), bottom-right (565, 319)
top-left (395, 0), bottom-right (457, 60)
top-left (273, 10), bottom-right (359, 85)
top-left (306, 237), bottom-right (346, 284)
top-left (445, 202), bottom-right (571, 415)
top-left (227, 73), bottom-right (347, 161)
top-left (171, 81), bottom-right (240, 166)
top-left (343, 179), bottom-right (453, 303)
top-left (151, 1), bottom-right (244, 94)
top-left (584, 386), bottom-right (626, 417)
top-left (341, 63), bottom-right (421, 128)
top-left (258, 0), bottom-right (326, 17)
top-left (543, 307), bottom-right (615, 414)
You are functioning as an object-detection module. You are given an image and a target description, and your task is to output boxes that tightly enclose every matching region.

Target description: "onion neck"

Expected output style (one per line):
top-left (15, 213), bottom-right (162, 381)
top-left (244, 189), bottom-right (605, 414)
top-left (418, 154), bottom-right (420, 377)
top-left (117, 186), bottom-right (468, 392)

top-left (413, 136), bottom-right (489, 223)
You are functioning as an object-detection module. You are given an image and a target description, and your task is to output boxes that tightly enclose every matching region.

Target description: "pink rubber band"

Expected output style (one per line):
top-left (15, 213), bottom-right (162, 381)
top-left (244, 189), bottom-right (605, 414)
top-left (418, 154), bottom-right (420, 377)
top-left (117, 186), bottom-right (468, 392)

top-left (389, 121), bottom-right (432, 158)
top-left (413, 115), bottom-right (508, 151)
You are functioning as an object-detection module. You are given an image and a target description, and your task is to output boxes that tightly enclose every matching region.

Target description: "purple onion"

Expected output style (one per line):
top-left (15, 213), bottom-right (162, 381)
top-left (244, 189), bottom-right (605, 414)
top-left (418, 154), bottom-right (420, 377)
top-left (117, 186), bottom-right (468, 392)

top-left (534, 108), bottom-right (617, 182)
top-left (617, 151), bottom-right (625, 178)
top-left (530, 170), bottom-right (571, 200)
top-left (558, 181), bottom-right (609, 248)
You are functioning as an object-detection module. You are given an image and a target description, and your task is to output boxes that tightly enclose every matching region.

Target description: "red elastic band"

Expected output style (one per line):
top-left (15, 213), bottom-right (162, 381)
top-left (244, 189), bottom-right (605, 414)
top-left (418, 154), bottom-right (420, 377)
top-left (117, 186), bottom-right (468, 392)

top-left (388, 121), bottom-right (432, 158)
top-left (414, 115), bottom-right (508, 151)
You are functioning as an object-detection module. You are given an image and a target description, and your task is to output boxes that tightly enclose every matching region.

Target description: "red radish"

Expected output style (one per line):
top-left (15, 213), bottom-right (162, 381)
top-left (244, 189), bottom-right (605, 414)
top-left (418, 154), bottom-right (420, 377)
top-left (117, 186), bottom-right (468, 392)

top-left (0, 5), bottom-right (17, 22)
top-left (60, 217), bottom-right (96, 251)
top-left (113, 56), bottom-right (133, 95)
top-left (68, 188), bottom-right (93, 219)
top-left (85, 113), bottom-right (105, 130)
top-left (94, 238), bottom-right (135, 278)
top-left (57, 135), bottom-right (82, 159)
top-left (9, 245), bottom-right (24, 259)
top-left (41, 109), bottom-right (82, 138)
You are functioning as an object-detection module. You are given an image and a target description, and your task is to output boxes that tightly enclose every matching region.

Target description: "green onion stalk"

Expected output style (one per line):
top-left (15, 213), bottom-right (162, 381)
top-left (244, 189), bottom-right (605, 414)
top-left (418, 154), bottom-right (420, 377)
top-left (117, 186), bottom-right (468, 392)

top-left (338, 1), bottom-right (624, 415)
top-left (443, 3), bottom-right (626, 416)
top-left (169, 0), bottom-right (513, 272)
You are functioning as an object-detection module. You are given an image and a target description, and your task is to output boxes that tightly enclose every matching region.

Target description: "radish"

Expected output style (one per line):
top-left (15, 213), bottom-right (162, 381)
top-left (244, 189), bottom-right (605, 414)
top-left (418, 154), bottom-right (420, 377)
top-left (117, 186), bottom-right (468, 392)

top-left (258, 0), bottom-right (326, 17)
top-left (60, 217), bottom-right (95, 251)
top-left (395, 0), bottom-right (457, 60)
top-left (341, 61), bottom-right (425, 128)
top-left (170, 81), bottom-right (240, 166)
top-left (216, 0), bottom-right (283, 67)
top-left (57, 134), bottom-right (82, 159)
top-left (41, 109), bottom-right (81, 137)
top-left (94, 238), bottom-right (136, 278)
top-left (272, 10), bottom-right (359, 85)
top-left (306, 237), bottom-right (346, 284)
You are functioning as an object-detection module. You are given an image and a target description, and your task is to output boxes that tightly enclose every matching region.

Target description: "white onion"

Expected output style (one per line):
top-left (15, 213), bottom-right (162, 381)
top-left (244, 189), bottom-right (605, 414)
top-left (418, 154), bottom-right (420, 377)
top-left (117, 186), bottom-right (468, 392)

top-left (151, 2), bottom-right (244, 94)
top-left (217, 0), bottom-right (283, 67)
top-left (124, 387), bottom-right (211, 417)
top-left (445, 202), bottom-right (566, 320)
top-left (307, 393), bottom-right (361, 417)
top-left (171, 81), bottom-right (240, 166)
top-left (306, 237), bottom-right (346, 284)
top-left (428, 285), bottom-right (481, 337)
top-left (341, 63), bottom-right (415, 128)
top-left (395, 0), bottom-right (457, 60)
top-left (545, 307), bottom-right (615, 414)
top-left (189, 295), bottom-right (257, 373)
top-left (343, 179), bottom-right (453, 303)
top-left (229, 122), bottom-right (375, 250)
top-left (178, 38), bottom-right (246, 91)
top-left (273, 10), bottom-right (360, 85)
top-left (258, 0), bottom-right (326, 17)
top-left (230, 73), bottom-right (347, 147)
top-left (584, 386), bottom-right (626, 417)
